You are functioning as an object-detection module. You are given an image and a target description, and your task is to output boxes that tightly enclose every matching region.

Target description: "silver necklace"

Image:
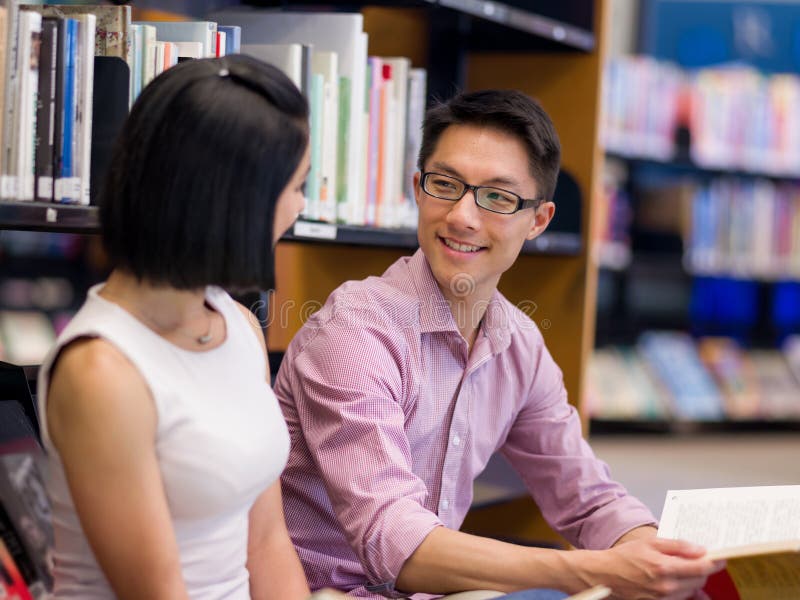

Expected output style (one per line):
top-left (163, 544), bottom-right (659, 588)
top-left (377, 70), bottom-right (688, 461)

top-left (196, 308), bottom-right (214, 344)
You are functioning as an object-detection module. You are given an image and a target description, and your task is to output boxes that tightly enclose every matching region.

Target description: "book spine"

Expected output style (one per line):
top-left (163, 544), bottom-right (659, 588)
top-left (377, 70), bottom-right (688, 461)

top-left (34, 17), bottom-right (57, 202)
top-left (19, 11), bottom-right (41, 201)
top-left (56, 17), bottom-right (76, 204)
top-left (77, 14), bottom-right (95, 206)
top-left (51, 16), bottom-right (65, 202)
top-left (1, 1), bottom-right (21, 200)
top-left (335, 75), bottom-right (350, 222)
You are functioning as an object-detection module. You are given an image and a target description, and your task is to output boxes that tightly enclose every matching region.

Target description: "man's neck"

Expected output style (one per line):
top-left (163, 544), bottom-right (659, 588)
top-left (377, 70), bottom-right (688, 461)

top-left (442, 289), bottom-right (494, 352)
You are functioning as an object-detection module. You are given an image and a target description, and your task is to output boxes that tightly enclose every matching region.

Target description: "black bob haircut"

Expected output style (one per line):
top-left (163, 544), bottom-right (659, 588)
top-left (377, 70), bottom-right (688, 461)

top-left (99, 54), bottom-right (309, 292)
top-left (417, 89), bottom-right (561, 202)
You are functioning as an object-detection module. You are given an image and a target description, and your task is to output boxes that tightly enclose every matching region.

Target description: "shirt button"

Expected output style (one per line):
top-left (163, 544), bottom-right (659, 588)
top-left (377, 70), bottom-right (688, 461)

top-left (441, 499), bottom-right (449, 510)
top-left (452, 435), bottom-right (461, 447)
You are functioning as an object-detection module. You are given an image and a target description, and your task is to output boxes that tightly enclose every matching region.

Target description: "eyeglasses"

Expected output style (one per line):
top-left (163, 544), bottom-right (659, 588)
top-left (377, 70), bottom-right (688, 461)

top-left (421, 172), bottom-right (543, 215)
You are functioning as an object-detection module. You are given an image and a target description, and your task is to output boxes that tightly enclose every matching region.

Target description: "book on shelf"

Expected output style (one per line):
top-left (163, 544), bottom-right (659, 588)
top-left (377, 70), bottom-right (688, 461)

top-left (589, 335), bottom-right (800, 424)
top-left (658, 485), bottom-right (800, 600)
top-left (311, 50), bottom-right (338, 223)
top-left (637, 331), bottom-right (725, 421)
top-left (586, 347), bottom-right (669, 421)
top-left (211, 8), bottom-right (369, 226)
top-left (217, 25), bottom-right (239, 55)
top-left (136, 20), bottom-right (217, 60)
top-left (697, 337), bottom-right (761, 420)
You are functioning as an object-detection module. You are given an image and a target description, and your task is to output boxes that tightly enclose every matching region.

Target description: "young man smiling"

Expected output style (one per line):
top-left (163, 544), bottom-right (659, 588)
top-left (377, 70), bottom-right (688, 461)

top-left (274, 90), bottom-right (722, 600)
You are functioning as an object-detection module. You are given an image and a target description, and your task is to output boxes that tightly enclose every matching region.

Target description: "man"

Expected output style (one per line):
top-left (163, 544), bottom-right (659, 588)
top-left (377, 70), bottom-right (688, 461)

top-left (274, 90), bottom-right (722, 600)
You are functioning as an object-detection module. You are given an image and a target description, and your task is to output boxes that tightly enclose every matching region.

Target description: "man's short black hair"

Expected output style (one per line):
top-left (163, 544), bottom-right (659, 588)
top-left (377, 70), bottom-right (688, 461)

top-left (100, 54), bottom-right (309, 292)
top-left (417, 89), bottom-right (561, 202)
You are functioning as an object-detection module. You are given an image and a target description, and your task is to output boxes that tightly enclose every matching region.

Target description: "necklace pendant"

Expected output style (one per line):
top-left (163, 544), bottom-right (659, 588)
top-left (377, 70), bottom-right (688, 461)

top-left (197, 333), bottom-right (213, 345)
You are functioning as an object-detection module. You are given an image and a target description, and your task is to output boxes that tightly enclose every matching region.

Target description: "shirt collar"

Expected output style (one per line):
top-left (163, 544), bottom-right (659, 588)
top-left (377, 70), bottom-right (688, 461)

top-left (407, 249), bottom-right (512, 354)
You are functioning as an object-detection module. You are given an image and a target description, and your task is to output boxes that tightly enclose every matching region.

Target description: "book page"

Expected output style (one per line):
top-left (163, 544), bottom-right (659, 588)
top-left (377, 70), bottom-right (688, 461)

top-left (727, 551), bottom-right (800, 599)
top-left (658, 485), bottom-right (800, 550)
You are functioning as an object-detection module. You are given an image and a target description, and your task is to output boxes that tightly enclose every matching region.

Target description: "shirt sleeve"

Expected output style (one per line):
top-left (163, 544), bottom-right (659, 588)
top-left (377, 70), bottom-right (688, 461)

top-left (284, 307), bottom-right (443, 592)
top-left (500, 341), bottom-right (657, 550)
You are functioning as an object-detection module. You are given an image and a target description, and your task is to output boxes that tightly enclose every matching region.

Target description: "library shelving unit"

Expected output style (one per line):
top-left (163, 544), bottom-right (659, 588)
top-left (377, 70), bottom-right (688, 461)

top-left (0, 0), bottom-right (609, 548)
top-left (591, 139), bottom-right (800, 435)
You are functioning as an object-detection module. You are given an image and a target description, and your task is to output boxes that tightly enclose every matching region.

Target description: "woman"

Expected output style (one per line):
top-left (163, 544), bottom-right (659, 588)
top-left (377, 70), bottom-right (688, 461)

top-left (38, 55), bottom-right (311, 599)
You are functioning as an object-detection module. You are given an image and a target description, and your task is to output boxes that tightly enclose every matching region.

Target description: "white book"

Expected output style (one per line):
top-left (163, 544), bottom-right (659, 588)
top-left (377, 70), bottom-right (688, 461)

top-left (154, 41), bottom-right (166, 76)
top-left (211, 9), bottom-right (368, 226)
top-left (138, 23), bottom-right (156, 89)
top-left (14, 10), bottom-right (41, 201)
top-left (1, 0), bottom-right (22, 200)
top-left (403, 68), bottom-right (426, 228)
top-left (75, 13), bottom-right (95, 206)
top-left (311, 50), bottom-right (338, 223)
top-left (138, 21), bottom-right (217, 59)
top-left (242, 43), bottom-right (303, 90)
top-left (174, 41), bottom-right (203, 60)
top-left (165, 41), bottom-right (178, 68)
top-left (381, 57), bottom-right (410, 228)
top-left (216, 30), bottom-right (226, 57)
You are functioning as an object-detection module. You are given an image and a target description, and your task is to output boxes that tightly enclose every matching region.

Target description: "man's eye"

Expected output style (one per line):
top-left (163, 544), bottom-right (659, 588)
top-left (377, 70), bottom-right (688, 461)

top-left (432, 179), bottom-right (456, 189)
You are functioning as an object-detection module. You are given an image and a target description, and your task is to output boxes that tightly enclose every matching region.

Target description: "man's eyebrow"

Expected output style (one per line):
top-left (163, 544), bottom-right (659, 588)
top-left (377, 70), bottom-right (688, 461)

top-left (429, 161), bottom-right (522, 189)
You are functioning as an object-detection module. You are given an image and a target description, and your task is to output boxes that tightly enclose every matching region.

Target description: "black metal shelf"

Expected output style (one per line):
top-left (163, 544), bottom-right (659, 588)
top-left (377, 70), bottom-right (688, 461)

top-left (434, 0), bottom-right (594, 51)
top-left (0, 208), bottom-right (582, 255)
top-left (0, 201), bottom-right (99, 234)
top-left (283, 219), bottom-right (582, 256)
top-left (244, 0), bottom-right (595, 52)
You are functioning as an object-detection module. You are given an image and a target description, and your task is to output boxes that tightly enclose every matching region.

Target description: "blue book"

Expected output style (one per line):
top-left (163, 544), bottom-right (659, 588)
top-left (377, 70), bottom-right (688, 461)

top-left (218, 25), bottom-right (240, 55)
top-left (58, 18), bottom-right (77, 204)
top-left (638, 331), bottom-right (725, 421)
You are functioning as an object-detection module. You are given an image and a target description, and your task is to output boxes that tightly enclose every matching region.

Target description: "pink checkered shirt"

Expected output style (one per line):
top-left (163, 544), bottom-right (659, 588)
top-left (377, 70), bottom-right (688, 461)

top-left (275, 249), bottom-right (655, 598)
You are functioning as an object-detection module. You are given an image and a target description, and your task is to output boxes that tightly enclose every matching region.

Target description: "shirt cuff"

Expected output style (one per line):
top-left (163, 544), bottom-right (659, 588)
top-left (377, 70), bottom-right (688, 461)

top-left (578, 497), bottom-right (658, 549)
top-left (361, 503), bottom-right (444, 595)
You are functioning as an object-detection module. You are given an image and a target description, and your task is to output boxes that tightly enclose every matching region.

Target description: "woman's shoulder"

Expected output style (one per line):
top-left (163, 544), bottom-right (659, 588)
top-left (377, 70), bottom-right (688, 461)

top-left (47, 337), bottom-right (154, 441)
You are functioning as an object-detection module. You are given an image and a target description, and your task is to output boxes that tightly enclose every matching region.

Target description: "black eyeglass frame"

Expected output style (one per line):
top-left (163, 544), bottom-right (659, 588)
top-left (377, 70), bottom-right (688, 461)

top-left (421, 171), bottom-right (545, 215)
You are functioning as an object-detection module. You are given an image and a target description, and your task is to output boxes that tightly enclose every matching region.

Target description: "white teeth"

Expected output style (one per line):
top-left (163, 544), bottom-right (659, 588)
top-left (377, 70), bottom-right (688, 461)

top-left (443, 238), bottom-right (481, 253)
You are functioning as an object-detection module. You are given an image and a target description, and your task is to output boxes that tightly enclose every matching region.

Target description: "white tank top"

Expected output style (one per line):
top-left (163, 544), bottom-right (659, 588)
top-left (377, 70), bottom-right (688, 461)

top-left (37, 284), bottom-right (290, 599)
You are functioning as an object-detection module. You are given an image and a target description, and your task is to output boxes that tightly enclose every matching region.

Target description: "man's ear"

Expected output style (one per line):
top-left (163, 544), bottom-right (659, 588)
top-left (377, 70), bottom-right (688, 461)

top-left (526, 201), bottom-right (555, 240)
top-left (413, 171), bottom-right (422, 207)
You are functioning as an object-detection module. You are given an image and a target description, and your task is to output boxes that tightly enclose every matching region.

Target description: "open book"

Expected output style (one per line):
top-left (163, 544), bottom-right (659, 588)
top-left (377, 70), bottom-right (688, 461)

top-left (657, 485), bottom-right (800, 599)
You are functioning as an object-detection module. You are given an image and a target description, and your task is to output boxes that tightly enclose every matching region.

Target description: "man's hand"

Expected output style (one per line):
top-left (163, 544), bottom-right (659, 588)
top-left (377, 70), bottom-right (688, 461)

top-left (569, 537), bottom-right (726, 600)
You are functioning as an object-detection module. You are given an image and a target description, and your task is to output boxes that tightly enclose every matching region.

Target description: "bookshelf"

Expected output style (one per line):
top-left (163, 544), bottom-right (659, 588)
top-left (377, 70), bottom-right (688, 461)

top-left (0, 0), bottom-right (608, 549)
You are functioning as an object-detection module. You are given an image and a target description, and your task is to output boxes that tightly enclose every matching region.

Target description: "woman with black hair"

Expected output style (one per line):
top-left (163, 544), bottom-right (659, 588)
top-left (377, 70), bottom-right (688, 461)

top-left (37, 55), bottom-right (311, 600)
